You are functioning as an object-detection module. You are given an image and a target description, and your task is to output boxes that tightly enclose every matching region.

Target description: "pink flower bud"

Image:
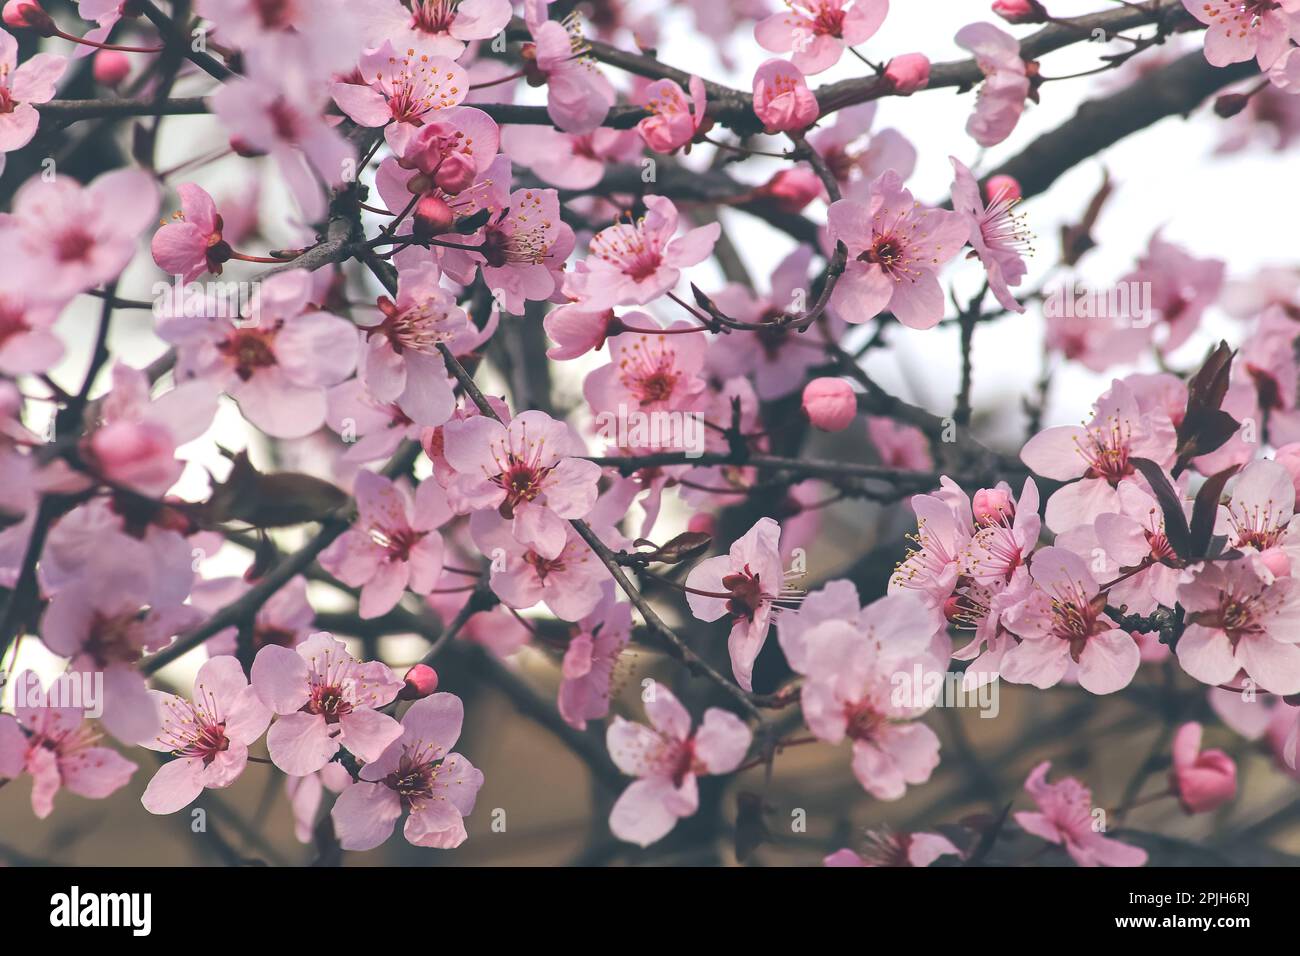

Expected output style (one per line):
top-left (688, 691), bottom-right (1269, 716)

top-left (93, 49), bottom-right (131, 88)
top-left (757, 167), bottom-right (824, 213)
top-left (412, 193), bottom-right (455, 239)
top-left (87, 420), bottom-right (178, 492)
top-left (984, 174), bottom-right (1022, 203)
top-left (3, 0), bottom-right (54, 34)
top-left (687, 512), bottom-right (716, 538)
top-left (883, 54), bottom-right (931, 95)
top-left (1169, 722), bottom-right (1237, 814)
top-left (972, 487), bottom-right (1015, 526)
top-left (993, 0), bottom-right (1048, 24)
top-left (752, 58), bottom-right (820, 134)
top-left (802, 378), bottom-right (856, 432)
top-left (399, 663), bottom-right (439, 700)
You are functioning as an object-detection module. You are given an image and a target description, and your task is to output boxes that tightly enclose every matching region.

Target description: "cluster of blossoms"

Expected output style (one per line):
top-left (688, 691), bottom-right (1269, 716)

top-left (0, 0), bottom-right (1296, 869)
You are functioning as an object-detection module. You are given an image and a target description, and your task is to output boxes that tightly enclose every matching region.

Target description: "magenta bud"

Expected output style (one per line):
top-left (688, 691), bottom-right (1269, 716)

top-left (400, 664), bottom-right (439, 700)
top-left (3, 0), bottom-right (55, 34)
top-left (93, 49), bottom-right (131, 88)
top-left (412, 193), bottom-right (456, 239)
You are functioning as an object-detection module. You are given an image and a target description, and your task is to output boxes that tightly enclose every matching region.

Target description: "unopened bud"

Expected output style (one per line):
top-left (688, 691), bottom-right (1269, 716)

top-left (412, 193), bottom-right (455, 239)
top-left (801, 377), bottom-right (856, 432)
top-left (3, 0), bottom-right (56, 34)
top-left (399, 663), bottom-right (439, 700)
top-left (1214, 93), bottom-right (1250, 118)
top-left (883, 53), bottom-right (931, 95)
top-left (984, 174), bottom-right (1022, 203)
top-left (993, 0), bottom-right (1048, 24)
top-left (93, 49), bottom-right (131, 88)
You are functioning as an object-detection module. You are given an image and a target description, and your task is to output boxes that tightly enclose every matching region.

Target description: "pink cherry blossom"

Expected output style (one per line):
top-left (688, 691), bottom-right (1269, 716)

top-left (752, 58), bottom-right (819, 134)
top-left (890, 477), bottom-right (975, 604)
top-left (1121, 234), bottom-right (1225, 352)
top-left (193, 574), bottom-right (315, 657)
top-left (1014, 761), bottom-right (1148, 867)
top-left (1219, 457), bottom-right (1299, 568)
top-left (140, 656), bottom-right (273, 814)
top-left (866, 415), bottom-right (932, 471)
top-left (685, 517), bottom-right (798, 691)
top-left (442, 409), bottom-right (601, 558)
top-left (542, 303), bottom-right (620, 360)
top-left (826, 170), bottom-right (971, 329)
top-left (211, 65), bottom-right (355, 222)
top-left (41, 567), bottom-right (202, 744)
top-left (1001, 546), bottom-right (1141, 694)
top-left (606, 684), bottom-right (751, 846)
top-left (754, 0), bottom-right (889, 75)
top-left (1176, 556), bottom-right (1300, 695)
top-left (319, 470), bottom-right (453, 619)
top-left (583, 318), bottom-right (709, 422)
top-left (443, 187), bottom-right (575, 313)
top-left (702, 246), bottom-right (841, 400)
top-left (0, 245), bottom-right (66, 376)
top-left (566, 195), bottom-right (728, 310)
top-left (0, 669), bottom-right (137, 819)
top-left (949, 157), bottom-right (1030, 313)
top-left (1044, 293), bottom-right (1152, 372)
top-left (469, 510), bottom-right (607, 621)
top-left (197, 0), bottom-right (362, 74)
top-left (384, 107), bottom-right (502, 199)
top-left (326, 379), bottom-right (420, 464)
top-left (963, 477), bottom-right (1040, 586)
top-left (151, 182), bottom-right (232, 283)
top-left (954, 22), bottom-right (1031, 147)
top-left (1020, 379), bottom-right (1177, 532)
top-left (331, 691), bottom-right (484, 850)
top-left (356, 0), bottom-right (512, 59)
top-left (1057, 481), bottom-right (1184, 616)
top-left (355, 260), bottom-right (468, 427)
top-left (634, 75), bottom-right (708, 153)
top-left (158, 268), bottom-right (358, 439)
top-left (993, 0), bottom-right (1047, 24)
top-left (523, 6), bottom-right (615, 133)
top-left (332, 41), bottom-right (467, 129)
top-left (1183, 0), bottom-right (1300, 70)
top-left (3, 167), bottom-right (158, 298)
top-left (809, 103), bottom-right (917, 189)
top-left (251, 631), bottom-right (404, 774)
top-left (1169, 721), bottom-right (1237, 813)
top-left (501, 125), bottom-right (641, 190)
top-left (792, 593), bottom-right (947, 799)
top-left (558, 586), bottom-right (632, 730)
top-left (0, 28), bottom-right (65, 173)
top-left (84, 362), bottom-right (219, 496)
